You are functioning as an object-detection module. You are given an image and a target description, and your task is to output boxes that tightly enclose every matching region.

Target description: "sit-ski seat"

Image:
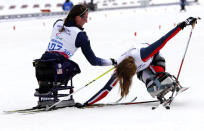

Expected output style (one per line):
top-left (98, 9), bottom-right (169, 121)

top-left (147, 72), bottom-right (177, 98)
top-left (33, 58), bottom-right (81, 108)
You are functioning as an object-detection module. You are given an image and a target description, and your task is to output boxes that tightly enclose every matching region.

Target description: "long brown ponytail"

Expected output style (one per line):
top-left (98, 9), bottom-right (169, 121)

top-left (116, 56), bottom-right (137, 98)
top-left (59, 4), bottom-right (87, 32)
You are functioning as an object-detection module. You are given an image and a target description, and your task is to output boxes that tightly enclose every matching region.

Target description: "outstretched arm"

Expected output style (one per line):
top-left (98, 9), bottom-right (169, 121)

top-left (76, 32), bottom-right (112, 66)
top-left (140, 17), bottom-right (198, 62)
top-left (140, 25), bottom-right (181, 62)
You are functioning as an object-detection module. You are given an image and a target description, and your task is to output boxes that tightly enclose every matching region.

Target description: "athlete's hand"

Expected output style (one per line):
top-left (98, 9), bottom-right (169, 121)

top-left (185, 17), bottom-right (198, 27)
top-left (110, 58), bottom-right (117, 66)
top-left (178, 17), bottom-right (199, 29)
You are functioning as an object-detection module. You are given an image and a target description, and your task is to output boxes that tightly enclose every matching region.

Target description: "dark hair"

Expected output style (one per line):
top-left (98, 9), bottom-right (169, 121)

top-left (59, 4), bottom-right (88, 32)
top-left (116, 56), bottom-right (137, 98)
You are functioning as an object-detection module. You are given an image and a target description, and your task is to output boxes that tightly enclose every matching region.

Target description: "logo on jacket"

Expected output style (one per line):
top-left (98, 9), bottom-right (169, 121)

top-left (56, 33), bottom-right (63, 40)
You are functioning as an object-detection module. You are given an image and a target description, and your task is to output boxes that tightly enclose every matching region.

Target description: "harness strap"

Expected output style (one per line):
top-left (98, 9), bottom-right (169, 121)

top-left (49, 51), bottom-right (69, 59)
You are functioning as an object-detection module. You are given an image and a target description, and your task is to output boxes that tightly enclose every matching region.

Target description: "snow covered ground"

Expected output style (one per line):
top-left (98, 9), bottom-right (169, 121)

top-left (0, 1), bottom-right (204, 131)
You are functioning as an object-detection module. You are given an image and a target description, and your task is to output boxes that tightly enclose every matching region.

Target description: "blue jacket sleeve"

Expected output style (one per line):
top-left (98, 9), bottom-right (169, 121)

top-left (140, 25), bottom-right (181, 62)
top-left (75, 32), bottom-right (111, 66)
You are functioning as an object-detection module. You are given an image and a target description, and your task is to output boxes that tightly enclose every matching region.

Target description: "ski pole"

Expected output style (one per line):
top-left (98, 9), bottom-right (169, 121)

top-left (46, 66), bottom-right (115, 110)
top-left (176, 27), bottom-right (194, 80)
top-left (177, 17), bottom-right (201, 80)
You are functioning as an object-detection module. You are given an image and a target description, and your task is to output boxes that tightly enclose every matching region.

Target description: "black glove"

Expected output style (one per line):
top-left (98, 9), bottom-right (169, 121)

top-left (110, 58), bottom-right (117, 66)
top-left (178, 17), bottom-right (197, 29)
